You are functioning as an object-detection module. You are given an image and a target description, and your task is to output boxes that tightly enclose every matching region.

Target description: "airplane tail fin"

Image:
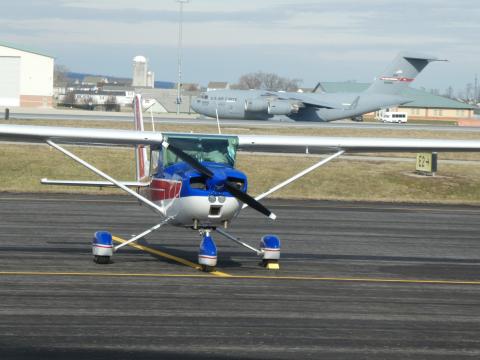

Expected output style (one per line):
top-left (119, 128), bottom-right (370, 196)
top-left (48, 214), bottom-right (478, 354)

top-left (365, 52), bottom-right (440, 95)
top-left (133, 94), bottom-right (149, 181)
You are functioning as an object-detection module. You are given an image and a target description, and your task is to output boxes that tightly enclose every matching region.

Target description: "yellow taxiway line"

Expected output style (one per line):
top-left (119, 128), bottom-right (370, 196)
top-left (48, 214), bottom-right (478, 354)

top-left (0, 271), bottom-right (479, 286)
top-left (111, 235), bottom-right (232, 277)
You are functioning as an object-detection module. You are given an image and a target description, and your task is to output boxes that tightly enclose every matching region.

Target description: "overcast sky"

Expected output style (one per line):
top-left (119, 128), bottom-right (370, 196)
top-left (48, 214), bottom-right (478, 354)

top-left (2, 0), bottom-right (479, 92)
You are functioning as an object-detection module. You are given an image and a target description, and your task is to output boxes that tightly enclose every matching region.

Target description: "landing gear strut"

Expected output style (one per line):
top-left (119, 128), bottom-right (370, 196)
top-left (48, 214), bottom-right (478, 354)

top-left (215, 228), bottom-right (281, 270)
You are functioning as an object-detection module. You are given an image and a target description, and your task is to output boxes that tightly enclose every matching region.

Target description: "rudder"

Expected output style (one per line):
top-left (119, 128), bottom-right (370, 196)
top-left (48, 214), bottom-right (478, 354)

top-left (133, 94), bottom-right (149, 181)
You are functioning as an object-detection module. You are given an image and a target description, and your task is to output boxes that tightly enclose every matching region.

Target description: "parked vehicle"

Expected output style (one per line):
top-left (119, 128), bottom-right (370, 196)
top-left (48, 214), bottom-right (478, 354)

top-left (375, 109), bottom-right (408, 123)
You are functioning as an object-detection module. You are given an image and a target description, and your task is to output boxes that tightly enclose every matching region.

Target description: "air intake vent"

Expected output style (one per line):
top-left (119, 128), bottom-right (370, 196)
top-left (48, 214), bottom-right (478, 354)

top-left (209, 205), bottom-right (222, 216)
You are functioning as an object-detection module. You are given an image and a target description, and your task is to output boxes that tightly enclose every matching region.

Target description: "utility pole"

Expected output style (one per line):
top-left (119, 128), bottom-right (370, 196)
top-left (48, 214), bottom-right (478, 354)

top-left (176, 0), bottom-right (189, 115)
top-left (475, 74), bottom-right (478, 103)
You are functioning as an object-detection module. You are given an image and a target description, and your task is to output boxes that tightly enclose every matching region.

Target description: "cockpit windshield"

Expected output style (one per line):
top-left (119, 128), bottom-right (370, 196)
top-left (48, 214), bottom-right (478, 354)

top-left (163, 134), bottom-right (239, 168)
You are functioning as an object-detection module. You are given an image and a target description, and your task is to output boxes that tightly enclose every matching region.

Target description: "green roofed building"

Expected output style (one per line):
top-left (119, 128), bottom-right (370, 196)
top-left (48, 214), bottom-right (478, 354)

top-left (316, 82), bottom-right (476, 121)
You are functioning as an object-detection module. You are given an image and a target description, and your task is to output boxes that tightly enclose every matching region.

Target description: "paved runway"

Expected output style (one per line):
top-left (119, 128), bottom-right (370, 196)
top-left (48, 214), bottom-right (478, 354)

top-left (1, 193), bottom-right (480, 359)
top-left (5, 108), bottom-right (480, 132)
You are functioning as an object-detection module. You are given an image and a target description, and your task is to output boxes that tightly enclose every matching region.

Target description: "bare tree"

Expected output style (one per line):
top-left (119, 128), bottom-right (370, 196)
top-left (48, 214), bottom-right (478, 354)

top-left (80, 96), bottom-right (96, 110)
top-left (105, 96), bottom-right (119, 112)
top-left (54, 64), bottom-right (70, 86)
top-left (444, 86), bottom-right (454, 99)
top-left (62, 91), bottom-right (76, 107)
top-left (237, 73), bottom-right (263, 90)
top-left (235, 71), bottom-right (302, 91)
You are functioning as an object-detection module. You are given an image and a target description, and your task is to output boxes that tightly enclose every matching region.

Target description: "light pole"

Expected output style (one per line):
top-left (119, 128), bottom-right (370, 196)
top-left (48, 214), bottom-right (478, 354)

top-left (176, 0), bottom-right (189, 115)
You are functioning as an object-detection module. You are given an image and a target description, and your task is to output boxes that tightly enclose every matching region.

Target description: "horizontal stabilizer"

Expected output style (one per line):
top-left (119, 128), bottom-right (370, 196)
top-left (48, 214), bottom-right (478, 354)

top-left (41, 178), bottom-right (150, 187)
top-left (312, 82), bottom-right (326, 93)
top-left (346, 96), bottom-right (360, 110)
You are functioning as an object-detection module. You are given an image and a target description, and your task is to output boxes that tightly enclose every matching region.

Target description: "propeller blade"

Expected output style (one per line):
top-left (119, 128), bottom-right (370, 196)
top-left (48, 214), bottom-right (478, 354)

top-left (163, 142), bottom-right (213, 178)
top-left (225, 182), bottom-right (276, 220)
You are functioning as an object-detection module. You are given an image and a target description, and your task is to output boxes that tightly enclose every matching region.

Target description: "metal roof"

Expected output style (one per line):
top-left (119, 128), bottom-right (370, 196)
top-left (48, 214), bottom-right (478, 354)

top-left (320, 82), bottom-right (475, 110)
top-left (0, 42), bottom-right (54, 59)
top-left (207, 81), bottom-right (229, 89)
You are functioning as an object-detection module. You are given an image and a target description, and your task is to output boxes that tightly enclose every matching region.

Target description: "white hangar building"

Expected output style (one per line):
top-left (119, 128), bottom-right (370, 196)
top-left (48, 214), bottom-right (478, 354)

top-left (0, 43), bottom-right (54, 108)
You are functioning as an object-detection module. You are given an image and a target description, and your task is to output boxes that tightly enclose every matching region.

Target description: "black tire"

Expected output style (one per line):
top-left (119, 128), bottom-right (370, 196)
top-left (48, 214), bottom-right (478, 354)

top-left (200, 264), bottom-right (214, 272)
top-left (94, 255), bottom-right (110, 264)
top-left (260, 259), bottom-right (279, 268)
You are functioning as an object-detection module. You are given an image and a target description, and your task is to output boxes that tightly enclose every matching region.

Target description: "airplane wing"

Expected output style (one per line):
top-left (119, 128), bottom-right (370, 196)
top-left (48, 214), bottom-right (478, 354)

top-left (277, 94), bottom-right (339, 109)
top-left (0, 124), bottom-right (480, 152)
top-left (237, 135), bottom-right (480, 153)
top-left (0, 124), bottom-right (164, 146)
top-left (0, 124), bottom-right (479, 153)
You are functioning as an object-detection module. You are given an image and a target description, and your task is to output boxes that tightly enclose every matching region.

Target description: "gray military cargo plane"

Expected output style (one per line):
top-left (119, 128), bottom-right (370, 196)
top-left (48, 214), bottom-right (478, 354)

top-left (191, 52), bottom-right (440, 122)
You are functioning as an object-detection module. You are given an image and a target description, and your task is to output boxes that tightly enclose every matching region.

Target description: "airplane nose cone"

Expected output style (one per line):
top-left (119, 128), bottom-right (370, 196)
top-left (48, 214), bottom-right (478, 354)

top-left (207, 170), bottom-right (227, 192)
top-left (191, 98), bottom-right (199, 112)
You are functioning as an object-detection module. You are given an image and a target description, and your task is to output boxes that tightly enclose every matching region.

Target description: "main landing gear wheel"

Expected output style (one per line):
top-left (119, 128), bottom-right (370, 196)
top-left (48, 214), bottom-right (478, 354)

top-left (260, 235), bottom-right (281, 270)
top-left (92, 231), bottom-right (113, 265)
top-left (261, 259), bottom-right (280, 270)
top-left (93, 255), bottom-right (111, 264)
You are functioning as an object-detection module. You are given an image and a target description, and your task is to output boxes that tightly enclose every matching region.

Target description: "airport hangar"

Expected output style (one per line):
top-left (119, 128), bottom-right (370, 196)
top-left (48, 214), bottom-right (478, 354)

top-left (0, 43), bottom-right (54, 108)
top-left (317, 82), bottom-right (476, 122)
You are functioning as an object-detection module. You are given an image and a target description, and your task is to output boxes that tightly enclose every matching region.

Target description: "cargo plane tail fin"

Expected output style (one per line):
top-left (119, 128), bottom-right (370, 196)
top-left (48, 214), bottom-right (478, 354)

top-left (365, 52), bottom-right (442, 95)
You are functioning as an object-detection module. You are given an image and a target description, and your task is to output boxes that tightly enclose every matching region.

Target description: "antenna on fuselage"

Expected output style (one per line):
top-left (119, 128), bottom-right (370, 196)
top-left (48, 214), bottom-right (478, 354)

top-left (215, 106), bottom-right (222, 134)
top-left (150, 108), bottom-right (155, 132)
top-left (143, 99), bottom-right (156, 132)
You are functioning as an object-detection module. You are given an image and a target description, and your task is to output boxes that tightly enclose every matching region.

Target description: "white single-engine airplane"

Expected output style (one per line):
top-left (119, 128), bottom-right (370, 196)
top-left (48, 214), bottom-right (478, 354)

top-left (1, 95), bottom-right (480, 271)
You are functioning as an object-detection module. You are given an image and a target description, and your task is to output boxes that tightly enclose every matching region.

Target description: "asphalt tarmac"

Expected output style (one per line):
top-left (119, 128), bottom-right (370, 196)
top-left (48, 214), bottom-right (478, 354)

top-left (1, 193), bottom-right (480, 359)
top-left (4, 108), bottom-right (480, 132)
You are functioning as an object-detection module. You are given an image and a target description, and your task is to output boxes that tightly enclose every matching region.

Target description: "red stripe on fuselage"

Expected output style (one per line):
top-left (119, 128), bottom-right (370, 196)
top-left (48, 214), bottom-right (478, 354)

top-left (150, 178), bottom-right (182, 201)
top-left (138, 145), bottom-right (146, 179)
top-left (134, 96), bottom-right (144, 131)
top-left (379, 77), bottom-right (414, 82)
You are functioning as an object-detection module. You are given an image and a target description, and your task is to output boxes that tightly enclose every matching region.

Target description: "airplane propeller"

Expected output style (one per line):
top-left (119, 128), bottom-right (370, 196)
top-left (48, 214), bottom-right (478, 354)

top-left (163, 142), bottom-right (276, 220)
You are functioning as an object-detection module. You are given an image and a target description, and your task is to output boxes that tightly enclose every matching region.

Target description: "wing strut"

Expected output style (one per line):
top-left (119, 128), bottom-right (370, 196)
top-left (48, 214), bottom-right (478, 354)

top-left (216, 227), bottom-right (262, 255)
top-left (114, 218), bottom-right (172, 251)
top-left (46, 140), bottom-right (166, 217)
top-left (242, 150), bottom-right (345, 209)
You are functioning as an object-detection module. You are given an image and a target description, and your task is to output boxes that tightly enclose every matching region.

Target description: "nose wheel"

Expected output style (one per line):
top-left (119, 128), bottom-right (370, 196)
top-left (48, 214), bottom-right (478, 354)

top-left (200, 264), bottom-right (216, 272)
top-left (199, 230), bottom-right (217, 271)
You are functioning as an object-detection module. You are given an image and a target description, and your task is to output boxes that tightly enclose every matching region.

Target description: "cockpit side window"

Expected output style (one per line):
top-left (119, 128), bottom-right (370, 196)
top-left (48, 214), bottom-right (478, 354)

top-left (150, 146), bottom-right (162, 175)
